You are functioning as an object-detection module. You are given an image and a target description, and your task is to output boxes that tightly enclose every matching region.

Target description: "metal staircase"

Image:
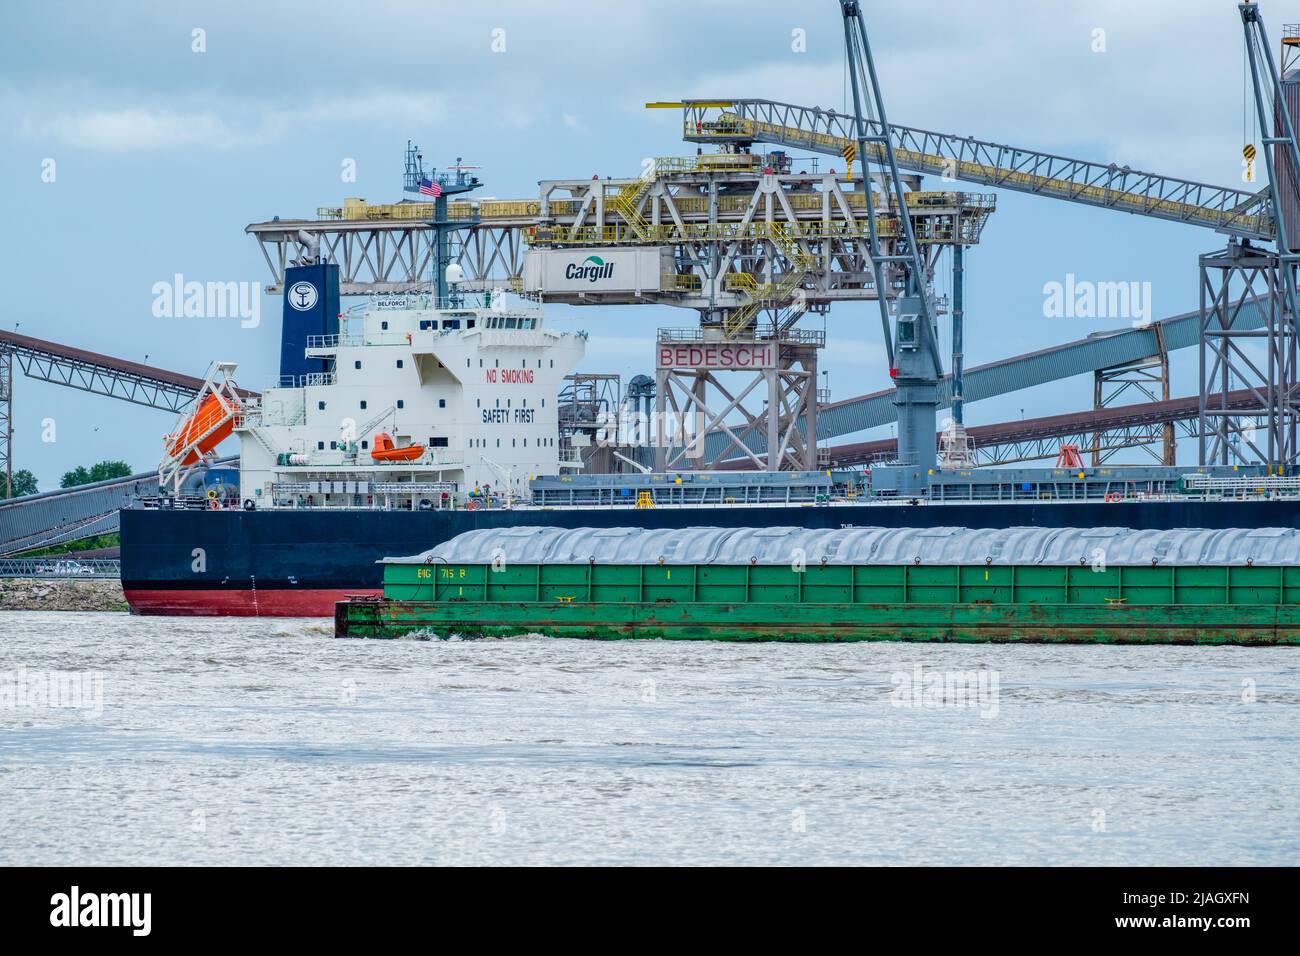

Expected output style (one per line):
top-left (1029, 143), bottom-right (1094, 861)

top-left (723, 223), bottom-right (819, 337)
top-left (606, 170), bottom-right (657, 241)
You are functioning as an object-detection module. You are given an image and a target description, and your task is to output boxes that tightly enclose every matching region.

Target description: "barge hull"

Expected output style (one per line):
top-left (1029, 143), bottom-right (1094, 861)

top-left (335, 599), bottom-right (1300, 644)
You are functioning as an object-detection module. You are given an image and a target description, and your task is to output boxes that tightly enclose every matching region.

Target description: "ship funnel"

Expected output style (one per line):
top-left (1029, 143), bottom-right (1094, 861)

top-left (296, 230), bottom-right (320, 263)
top-left (280, 262), bottom-right (340, 384)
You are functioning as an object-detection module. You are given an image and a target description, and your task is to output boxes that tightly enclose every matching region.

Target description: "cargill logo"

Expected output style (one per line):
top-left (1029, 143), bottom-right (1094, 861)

top-left (565, 255), bottom-right (615, 282)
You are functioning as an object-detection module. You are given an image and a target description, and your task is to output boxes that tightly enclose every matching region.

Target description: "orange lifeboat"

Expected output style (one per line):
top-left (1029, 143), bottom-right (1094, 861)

top-left (370, 431), bottom-right (425, 462)
top-left (159, 362), bottom-right (244, 494)
top-left (165, 392), bottom-right (238, 466)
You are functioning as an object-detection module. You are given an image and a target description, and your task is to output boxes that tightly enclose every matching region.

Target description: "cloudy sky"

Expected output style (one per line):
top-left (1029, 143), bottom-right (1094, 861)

top-left (0, 0), bottom-right (1277, 488)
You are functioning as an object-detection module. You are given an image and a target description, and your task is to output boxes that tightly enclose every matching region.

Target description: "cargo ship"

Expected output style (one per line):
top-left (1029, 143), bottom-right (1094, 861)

top-left (120, 265), bottom-right (1300, 617)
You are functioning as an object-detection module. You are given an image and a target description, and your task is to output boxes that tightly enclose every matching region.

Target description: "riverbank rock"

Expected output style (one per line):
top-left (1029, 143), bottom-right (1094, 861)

top-left (0, 578), bottom-right (128, 612)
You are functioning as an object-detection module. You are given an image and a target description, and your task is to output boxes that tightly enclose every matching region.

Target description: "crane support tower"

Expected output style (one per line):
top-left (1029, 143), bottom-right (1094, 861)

top-left (839, 0), bottom-right (943, 487)
top-left (1198, 3), bottom-right (1300, 469)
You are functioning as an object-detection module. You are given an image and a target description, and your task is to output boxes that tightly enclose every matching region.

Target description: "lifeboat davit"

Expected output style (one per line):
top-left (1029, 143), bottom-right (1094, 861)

top-left (370, 431), bottom-right (425, 462)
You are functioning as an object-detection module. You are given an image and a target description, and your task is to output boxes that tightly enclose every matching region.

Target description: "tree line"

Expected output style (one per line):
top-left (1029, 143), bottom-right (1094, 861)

top-left (1, 460), bottom-right (134, 499)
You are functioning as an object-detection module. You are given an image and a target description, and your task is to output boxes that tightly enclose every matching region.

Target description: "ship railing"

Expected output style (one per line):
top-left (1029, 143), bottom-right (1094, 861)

top-left (657, 325), bottom-right (826, 346)
top-left (275, 450), bottom-right (466, 469)
top-left (278, 373), bottom-right (337, 388)
top-left (1181, 474), bottom-right (1300, 493)
top-left (268, 482), bottom-right (315, 496)
top-left (136, 495), bottom-right (211, 510)
top-left (306, 333), bottom-right (361, 350)
top-left (381, 291), bottom-right (541, 312)
top-left (371, 481), bottom-right (458, 494)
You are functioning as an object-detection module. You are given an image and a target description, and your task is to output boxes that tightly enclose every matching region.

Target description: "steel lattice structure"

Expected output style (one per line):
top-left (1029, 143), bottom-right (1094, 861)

top-left (248, 166), bottom-right (991, 302)
top-left (1193, 6), bottom-right (1300, 469)
top-left (818, 389), bottom-right (1264, 470)
top-left (675, 98), bottom-right (1273, 239)
top-left (0, 330), bottom-right (228, 414)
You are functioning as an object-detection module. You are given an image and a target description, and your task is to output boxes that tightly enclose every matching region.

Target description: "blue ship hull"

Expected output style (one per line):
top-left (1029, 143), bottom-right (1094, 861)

top-left (120, 499), bottom-right (1300, 616)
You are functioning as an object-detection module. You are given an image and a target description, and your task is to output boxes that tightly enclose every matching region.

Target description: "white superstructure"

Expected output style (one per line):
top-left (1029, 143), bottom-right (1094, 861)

top-left (236, 294), bottom-right (585, 508)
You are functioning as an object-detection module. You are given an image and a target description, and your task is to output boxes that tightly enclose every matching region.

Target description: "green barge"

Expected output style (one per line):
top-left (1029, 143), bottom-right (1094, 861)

top-left (334, 526), bottom-right (1300, 645)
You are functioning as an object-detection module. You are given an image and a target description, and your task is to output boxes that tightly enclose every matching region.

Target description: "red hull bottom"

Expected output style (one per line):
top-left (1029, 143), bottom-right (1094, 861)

top-left (124, 588), bottom-right (380, 618)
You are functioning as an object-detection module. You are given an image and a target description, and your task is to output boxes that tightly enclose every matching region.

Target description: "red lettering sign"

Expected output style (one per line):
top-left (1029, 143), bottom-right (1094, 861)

top-left (656, 343), bottom-right (776, 369)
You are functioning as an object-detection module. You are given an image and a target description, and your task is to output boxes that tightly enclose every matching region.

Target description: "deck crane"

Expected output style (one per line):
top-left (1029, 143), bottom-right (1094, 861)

top-left (343, 403), bottom-right (426, 462)
top-left (839, 0), bottom-right (943, 487)
top-left (344, 403), bottom-right (396, 461)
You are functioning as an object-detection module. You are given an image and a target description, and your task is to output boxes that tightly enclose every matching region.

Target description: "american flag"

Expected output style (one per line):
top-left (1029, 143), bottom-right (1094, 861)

top-left (418, 176), bottom-right (442, 198)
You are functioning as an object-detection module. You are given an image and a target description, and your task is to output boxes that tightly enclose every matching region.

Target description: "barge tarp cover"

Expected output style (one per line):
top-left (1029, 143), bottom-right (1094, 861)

top-left (380, 526), bottom-right (1300, 567)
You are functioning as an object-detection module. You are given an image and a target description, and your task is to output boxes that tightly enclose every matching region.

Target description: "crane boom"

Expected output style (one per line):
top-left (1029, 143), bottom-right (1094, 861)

top-left (674, 98), bottom-right (1273, 240)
